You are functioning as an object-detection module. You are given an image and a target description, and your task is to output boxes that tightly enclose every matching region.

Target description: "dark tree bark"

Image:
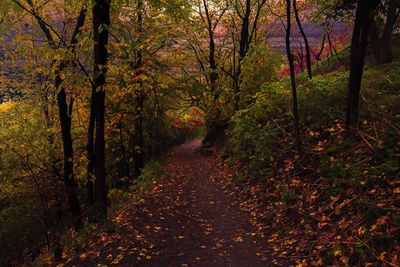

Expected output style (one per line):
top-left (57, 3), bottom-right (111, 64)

top-left (133, 0), bottom-right (145, 177)
top-left (293, 0), bottom-right (312, 79)
top-left (286, 0), bottom-right (302, 155)
top-left (315, 34), bottom-right (326, 61)
top-left (60, 8), bottom-right (87, 230)
top-left (86, 92), bottom-right (95, 206)
top-left (327, 31), bottom-right (341, 64)
top-left (231, 29), bottom-right (238, 108)
top-left (55, 72), bottom-right (83, 230)
top-left (118, 121), bottom-right (131, 180)
top-left (239, 0), bottom-right (251, 61)
top-left (233, 0), bottom-right (251, 111)
top-left (18, 0), bottom-right (87, 230)
top-left (92, 0), bottom-right (111, 218)
top-left (345, 0), bottom-right (377, 135)
top-left (203, 0), bottom-right (219, 99)
top-left (232, 0), bottom-right (266, 110)
top-left (370, 0), bottom-right (399, 64)
top-left (200, 0), bottom-right (228, 148)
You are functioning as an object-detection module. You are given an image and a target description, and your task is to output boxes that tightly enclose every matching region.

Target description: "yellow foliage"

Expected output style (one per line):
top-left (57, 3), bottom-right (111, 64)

top-left (0, 102), bottom-right (14, 112)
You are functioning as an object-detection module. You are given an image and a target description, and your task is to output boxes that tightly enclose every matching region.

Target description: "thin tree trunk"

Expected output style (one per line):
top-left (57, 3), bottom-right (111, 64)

top-left (17, 0), bottom-right (88, 234)
top-left (315, 34), bottom-right (326, 61)
top-left (86, 88), bottom-right (95, 206)
top-left (133, 0), bottom-right (145, 177)
top-left (239, 0), bottom-right (251, 60)
top-left (82, 3), bottom-right (95, 205)
top-left (24, 3), bottom-right (87, 230)
top-left (118, 121), bottom-right (131, 180)
top-left (57, 6), bottom-right (87, 230)
top-left (55, 72), bottom-right (83, 229)
top-left (233, 0), bottom-right (251, 111)
top-left (286, 0), bottom-right (302, 155)
top-left (203, 0), bottom-right (219, 99)
top-left (293, 0), bottom-right (312, 79)
top-left (92, 0), bottom-right (111, 218)
top-left (232, 30), bottom-right (239, 111)
top-left (327, 33), bottom-right (339, 62)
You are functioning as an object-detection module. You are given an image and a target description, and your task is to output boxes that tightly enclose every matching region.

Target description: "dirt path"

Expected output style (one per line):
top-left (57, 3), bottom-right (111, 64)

top-left (66, 139), bottom-right (271, 267)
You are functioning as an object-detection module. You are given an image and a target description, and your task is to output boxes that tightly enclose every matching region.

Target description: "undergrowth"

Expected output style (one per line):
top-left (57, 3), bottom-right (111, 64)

top-left (226, 58), bottom-right (400, 266)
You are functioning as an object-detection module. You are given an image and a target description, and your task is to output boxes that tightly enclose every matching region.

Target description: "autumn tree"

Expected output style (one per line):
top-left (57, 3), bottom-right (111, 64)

top-left (293, 0), bottom-right (312, 79)
top-left (10, 0), bottom-right (86, 230)
top-left (184, 0), bottom-right (230, 145)
top-left (231, 0), bottom-right (267, 110)
top-left (132, 0), bottom-right (145, 177)
top-left (200, 0), bottom-right (227, 99)
top-left (92, 0), bottom-right (112, 218)
top-left (285, 0), bottom-right (302, 155)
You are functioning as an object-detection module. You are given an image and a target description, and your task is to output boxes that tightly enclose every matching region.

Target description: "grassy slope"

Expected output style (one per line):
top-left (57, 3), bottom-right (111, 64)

top-left (226, 52), bottom-right (400, 266)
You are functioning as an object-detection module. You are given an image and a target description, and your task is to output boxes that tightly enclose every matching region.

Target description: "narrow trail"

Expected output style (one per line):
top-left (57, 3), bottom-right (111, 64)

top-left (68, 139), bottom-right (271, 267)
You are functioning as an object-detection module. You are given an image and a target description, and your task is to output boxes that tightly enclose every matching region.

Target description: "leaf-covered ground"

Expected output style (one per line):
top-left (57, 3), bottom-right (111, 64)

top-left (57, 139), bottom-right (272, 266)
top-left (47, 132), bottom-right (400, 267)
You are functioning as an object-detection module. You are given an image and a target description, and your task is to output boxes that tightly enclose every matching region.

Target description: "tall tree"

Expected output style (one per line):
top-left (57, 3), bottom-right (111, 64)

top-left (133, 0), bottom-right (145, 177)
top-left (285, 0), bottom-right (302, 155)
top-left (345, 0), bottom-right (377, 135)
top-left (86, 79), bottom-right (96, 206)
top-left (202, 0), bottom-right (226, 99)
top-left (232, 0), bottom-right (251, 111)
top-left (11, 0), bottom-right (85, 230)
top-left (92, 0), bottom-right (111, 218)
top-left (232, 0), bottom-right (267, 110)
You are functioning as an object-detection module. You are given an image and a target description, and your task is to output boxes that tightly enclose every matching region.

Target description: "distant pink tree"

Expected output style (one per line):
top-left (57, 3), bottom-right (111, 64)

top-left (279, 26), bottom-right (351, 77)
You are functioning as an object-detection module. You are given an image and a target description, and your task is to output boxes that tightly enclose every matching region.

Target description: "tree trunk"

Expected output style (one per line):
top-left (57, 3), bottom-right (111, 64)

top-left (233, 0), bottom-right (251, 111)
top-left (26, 4), bottom-right (87, 230)
top-left (345, 0), bottom-right (376, 135)
top-left (286, 0), bottom-right (303, 155)
top-left (293, 0), bottom-right (312, 79)
top-left (118, 121), bottom-right (131, 180)
top-left (92, 0), bottom-right (111, 218)
top-left (133, 0), bottom-right (145, 177)
top-left (20, 0), bottom-right (87, 233)
top-left (370, 0), bottom-right (399, 64)
top-left (55, 72), bottom-right (83, 230)
top-left (86, 87), bottom-right (95, 206)
top-left (203, 0), bottom-right (218, 99)
top-left (239, 0), bottom-right (251, 61)
top-left (315, 34), bottom-right (326, 61)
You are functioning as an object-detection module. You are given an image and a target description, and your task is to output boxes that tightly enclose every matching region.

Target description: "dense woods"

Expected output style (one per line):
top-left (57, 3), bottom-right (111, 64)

top-left (0, 0), bottom-right (399, 266)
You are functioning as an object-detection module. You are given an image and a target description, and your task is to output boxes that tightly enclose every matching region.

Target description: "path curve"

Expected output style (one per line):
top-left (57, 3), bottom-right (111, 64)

top-left (67, 139), bottom-right (271, 267)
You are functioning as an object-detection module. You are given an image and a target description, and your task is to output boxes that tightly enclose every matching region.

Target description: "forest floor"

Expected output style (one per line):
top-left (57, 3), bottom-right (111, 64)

top-left (59, 139), bottom-right (273, 267)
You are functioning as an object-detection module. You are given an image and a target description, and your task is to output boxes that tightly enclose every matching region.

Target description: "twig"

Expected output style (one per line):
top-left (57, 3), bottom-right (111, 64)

top-left (355, 236), bottom-right (399, 267)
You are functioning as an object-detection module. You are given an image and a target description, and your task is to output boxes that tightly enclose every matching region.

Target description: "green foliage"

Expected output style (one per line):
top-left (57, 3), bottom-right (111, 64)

top-left (0, 0), bottom-right (399, 265)
top-left (228, 71), bottom-right (348, 182)
top-left (228, 60), bottom-right (400, 187)
top-left (313, 46), bottom-right (351, 75)
top-left (226, 54), bottom-right (400, 265)
top-left (138, 161), bottom-right (164, 183)
top-left (0, 0), bottom-right (203, 263)
top-left (240, 45), bottom-right (282, 102)
top-left (0, 99), bottom-right (63, 265)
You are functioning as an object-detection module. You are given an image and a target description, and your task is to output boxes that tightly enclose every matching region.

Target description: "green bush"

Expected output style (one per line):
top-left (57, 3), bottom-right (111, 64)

top-left (240, 45), bottom-right (283, 100)
top-left (227, 61), bottom-right (399, 185)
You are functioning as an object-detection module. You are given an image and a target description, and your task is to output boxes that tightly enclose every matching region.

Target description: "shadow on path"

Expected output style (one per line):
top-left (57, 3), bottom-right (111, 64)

top-left (67, 139), bottom-right (271, 267)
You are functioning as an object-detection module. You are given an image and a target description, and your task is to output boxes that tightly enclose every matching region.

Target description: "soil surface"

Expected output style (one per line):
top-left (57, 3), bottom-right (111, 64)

top-left (64, 139), bottom-right (271, 267)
